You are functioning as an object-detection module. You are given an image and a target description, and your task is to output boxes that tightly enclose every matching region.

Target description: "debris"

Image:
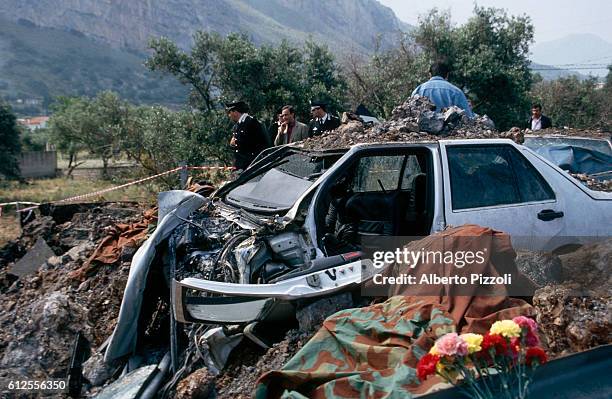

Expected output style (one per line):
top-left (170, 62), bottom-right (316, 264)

top-left (533, 239), bottom-right (612, 357)
top-left (95, 365), bottom-right (158, 399)
top-left (533, 286), bottom-right (610, 357)
top-left (300, 96), bottom-right (512, 151)
top-left (570, 173), bottom-right (612, 192)
top-left (175, 368), bottom-right (215, 399)
top-left (201, 327), bottom-right (244, 375)
top-left (82, 352), bottom-right (117, 387)
top-left (295, 292), bottom-right (353, 332)
top-left (0, 202), bottom-right (146, 385)
top-left (515, 251), bottom-right (564, 288)
top-left (9, 237), bottom-right (54, 278)
top-left (215, 329), bottom-right (316, 398)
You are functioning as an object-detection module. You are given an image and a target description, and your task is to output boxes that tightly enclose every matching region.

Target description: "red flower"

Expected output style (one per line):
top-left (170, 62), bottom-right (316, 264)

top-left (481, 333), bottom-right (508, 357)
top-left (417, 353), bottom-right (440, 381)
top-left (525, 347), bottom-right (547, 367)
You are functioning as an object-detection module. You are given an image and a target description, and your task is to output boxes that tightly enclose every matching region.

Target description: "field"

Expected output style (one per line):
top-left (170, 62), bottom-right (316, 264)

top-left (0, 177), bottom-right (162, 246)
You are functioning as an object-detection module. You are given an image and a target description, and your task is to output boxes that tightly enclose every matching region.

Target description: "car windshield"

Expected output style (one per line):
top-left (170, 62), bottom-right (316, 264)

top-left (524, 137), bottom-right (612, 156)
top-left (225, 150), bottom-right (343, 212)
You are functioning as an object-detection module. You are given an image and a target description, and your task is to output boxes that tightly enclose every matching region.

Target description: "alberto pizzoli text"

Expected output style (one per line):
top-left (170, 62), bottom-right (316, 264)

top-left (372, 273), bottom-right (512, 286)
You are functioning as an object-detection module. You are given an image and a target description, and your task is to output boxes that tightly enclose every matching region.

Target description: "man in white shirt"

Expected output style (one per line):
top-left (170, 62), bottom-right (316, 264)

top-left (528, 104), bottom-right (552, 130)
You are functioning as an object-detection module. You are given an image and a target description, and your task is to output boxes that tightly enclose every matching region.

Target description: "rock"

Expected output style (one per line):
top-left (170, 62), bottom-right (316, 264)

top-left (558, 239), bottom-right (612, 294)
top-left (417, 110), bottom-right (445, 134)
top-left (443, 106), bottom-right (464, 125)
top-left (296, 292), bottom-right (353, 332)
top-left (66, 242), bottom-right (95, 261)
top-left (175, 368), bottom-right (215, 399)
top-left (46, 255), bottom-right (63, 267)
top-left (120, 245), bottom-right (137, 262)
top-left (515, 251), bottom-right (564, 287)
top-left (82, 352), bottom-right (116, 387)
top-left (533, 285), bottom-right (610, 357)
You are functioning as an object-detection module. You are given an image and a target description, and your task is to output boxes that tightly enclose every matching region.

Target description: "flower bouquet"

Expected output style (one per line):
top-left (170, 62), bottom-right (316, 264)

top-left (417, 316), bottom-right (547, 399)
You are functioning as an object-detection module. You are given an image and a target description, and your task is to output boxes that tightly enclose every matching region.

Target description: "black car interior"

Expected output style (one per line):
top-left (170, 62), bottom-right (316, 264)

top-left (316, 147), bottom-right (434, 255)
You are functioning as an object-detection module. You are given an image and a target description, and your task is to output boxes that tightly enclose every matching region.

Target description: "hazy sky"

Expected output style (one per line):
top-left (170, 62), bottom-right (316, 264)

top-left (379, 0), bottom-right (612, 44)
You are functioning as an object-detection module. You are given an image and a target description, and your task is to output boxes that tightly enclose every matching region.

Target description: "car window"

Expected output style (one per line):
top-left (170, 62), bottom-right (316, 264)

top-left (225, 151), bottom-right (342, 212)
top-left (447, 145), bottom-right (553, 210)
top-left (400, 155), bottom-right (422, 189)
top-left (508, 149), bottom-right (556, 202)
top-left (352, 155), bottom-right (404, 192)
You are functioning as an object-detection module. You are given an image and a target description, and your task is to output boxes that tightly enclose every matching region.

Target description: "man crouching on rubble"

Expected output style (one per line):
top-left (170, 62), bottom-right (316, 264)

top-left (412, 59), bottom-right (474, 118)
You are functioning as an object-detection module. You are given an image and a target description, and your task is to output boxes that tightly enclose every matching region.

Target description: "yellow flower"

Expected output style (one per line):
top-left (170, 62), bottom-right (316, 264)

top-left (460, 333), bottom-right (483, 354)
top-left (490, 320), bottom-right (521, 338)
top-left (429, 345), bottom-right (439, 355)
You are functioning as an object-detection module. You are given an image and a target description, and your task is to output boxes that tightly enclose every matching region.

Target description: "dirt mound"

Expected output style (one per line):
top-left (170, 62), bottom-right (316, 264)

top-left (533, 239), bottom-right (611, 357)
top-left (300, 96), bottom-right (523, 150)
top-left (0, 203), bottom-right (146, 383)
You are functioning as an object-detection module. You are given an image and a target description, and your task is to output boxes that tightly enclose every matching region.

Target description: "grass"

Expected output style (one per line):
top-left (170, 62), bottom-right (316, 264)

top-left (0, 214), bottom-right (20, 247)
top-left (0, 177), bottom-right (162, 205)
top-left (0, 176), bottom-right (161, 247)
top-left (0, 168), bottom-right (232, 247)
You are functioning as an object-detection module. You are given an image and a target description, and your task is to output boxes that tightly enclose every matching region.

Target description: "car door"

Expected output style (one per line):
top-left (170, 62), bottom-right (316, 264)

top-left (440, 140), bottom-right (567, 251)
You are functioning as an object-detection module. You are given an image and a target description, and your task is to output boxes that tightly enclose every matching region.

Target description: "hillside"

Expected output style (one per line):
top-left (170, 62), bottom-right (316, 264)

top-left (0, 18), bottom-right (188, 116)
top-left (0, 0), bottom-right (409, 115)
top-left (0, 0), bottom-right (409, 53)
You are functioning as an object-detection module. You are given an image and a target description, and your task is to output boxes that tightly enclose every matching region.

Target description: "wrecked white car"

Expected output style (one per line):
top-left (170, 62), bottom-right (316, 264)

top-left (104, 139), bottom-right (612, 364)
top-left (523, 134), bottom-right (612, 180)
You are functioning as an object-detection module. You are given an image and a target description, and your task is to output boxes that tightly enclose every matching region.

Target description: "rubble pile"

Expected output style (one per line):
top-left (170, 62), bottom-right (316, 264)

top-left (527, 127), bottom-right (611, 140)
top-left (533, 239), bottom-right (611, 357)
top-left (0, 203), bottom-right (146, 383)
top-left (570, 173), bottom-right (612, 192)
top-left (301, 96), bottom-right (523, 150)
top-left (209, 329), bottom-right (316, 399)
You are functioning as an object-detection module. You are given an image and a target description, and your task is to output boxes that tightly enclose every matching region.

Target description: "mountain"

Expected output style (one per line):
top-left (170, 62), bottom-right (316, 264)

top-left (0, 0), bottom-right (409, 116)
top-left (529, 62), bottom-right (585, 81)
top-left (0, 18), bottom-right (189, 116)
top-left (531, 34), bottom-right (612, 78)
top-left (0, 0), bottom-right (409, 53)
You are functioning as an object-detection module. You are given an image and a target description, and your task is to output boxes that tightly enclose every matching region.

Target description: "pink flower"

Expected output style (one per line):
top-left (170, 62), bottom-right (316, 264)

top-left (434, 333), bottom-right (468, 356)
top-left (512, 316), bottom-right (540, 347)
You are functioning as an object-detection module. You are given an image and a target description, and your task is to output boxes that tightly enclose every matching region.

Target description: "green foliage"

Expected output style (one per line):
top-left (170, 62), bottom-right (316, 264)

top-left (48, 92), bottom-right (129, 177)
top-left (345, 7), bottom-right (535, 129)
top-left (0, 102), bottom-right (22, 179)
top-left (147, 32), bottom-right (347, 123)
top-left (122, 106), bottom-right (233, 178)
top-left (531, 76), bottom-right (610, 130)
top-left (344, 35), bottom-right (426, 118)
top-left (453, 7), bottom-right (534, 130)
top-left (20, 128), bottom-right (49, 152)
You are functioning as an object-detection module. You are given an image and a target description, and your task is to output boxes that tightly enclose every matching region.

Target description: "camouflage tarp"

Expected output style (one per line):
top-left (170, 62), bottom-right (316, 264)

top-left (256, 226), bottom-right (534, 398)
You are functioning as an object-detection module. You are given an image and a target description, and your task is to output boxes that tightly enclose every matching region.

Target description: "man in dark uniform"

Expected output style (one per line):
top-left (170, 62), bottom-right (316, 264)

top-left (226, 101), bottom-right (270, 171)
top-left (308, 100), bottom-right (340, 137)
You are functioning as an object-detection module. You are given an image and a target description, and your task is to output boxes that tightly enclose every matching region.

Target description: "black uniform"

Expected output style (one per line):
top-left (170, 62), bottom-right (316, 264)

top-left (232, 115), bottom-right (270, 170)
top-left (308, 114), bottom-right (341, 137)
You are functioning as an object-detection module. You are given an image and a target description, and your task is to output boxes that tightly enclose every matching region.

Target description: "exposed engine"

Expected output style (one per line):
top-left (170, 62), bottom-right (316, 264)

top-left (171, 211), bottom-right (315, 285)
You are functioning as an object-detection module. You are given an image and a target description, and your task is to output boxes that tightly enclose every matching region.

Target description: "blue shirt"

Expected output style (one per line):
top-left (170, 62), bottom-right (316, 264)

top-left (411, 76), bottom-right (474, 118)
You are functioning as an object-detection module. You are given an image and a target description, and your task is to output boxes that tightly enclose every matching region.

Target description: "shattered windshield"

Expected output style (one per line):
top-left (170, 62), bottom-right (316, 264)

top-left (524, 137), bottom-right (612, 156)
top-left (225, 150), bottom-right (342, 212)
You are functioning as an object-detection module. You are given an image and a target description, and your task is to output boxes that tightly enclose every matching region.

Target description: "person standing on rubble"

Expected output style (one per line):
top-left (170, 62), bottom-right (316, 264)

top-left (308, 100), bottom-right (341, 137)
top-left (226, 101), bottom-right (271, 171)
top-left (528, 103), bottom-right (552, 130)
top-left (274, 105), bottom-right (310, 145)
top-left (411, 59), bottom-right (474, 118)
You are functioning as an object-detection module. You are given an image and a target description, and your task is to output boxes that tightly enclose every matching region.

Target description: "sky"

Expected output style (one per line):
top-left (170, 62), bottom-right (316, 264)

top-left (378, 0), bottom-right (612, 44)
